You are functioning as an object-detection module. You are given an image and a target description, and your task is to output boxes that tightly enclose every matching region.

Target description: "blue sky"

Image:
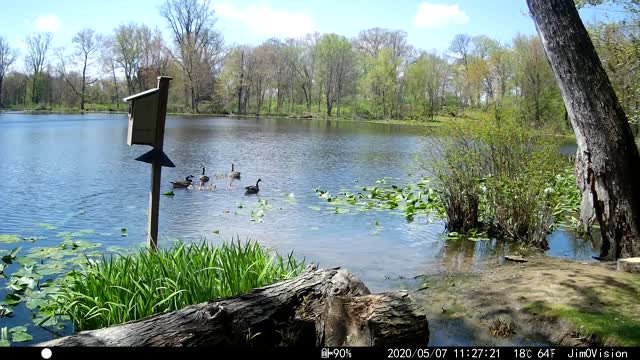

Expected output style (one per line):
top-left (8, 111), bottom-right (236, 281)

top-left (0, 0), bottom-right (625, 58)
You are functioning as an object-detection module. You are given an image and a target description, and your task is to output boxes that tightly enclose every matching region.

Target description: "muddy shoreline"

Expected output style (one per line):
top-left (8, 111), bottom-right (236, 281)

top-left (405, 256), bottom-right (639, 346)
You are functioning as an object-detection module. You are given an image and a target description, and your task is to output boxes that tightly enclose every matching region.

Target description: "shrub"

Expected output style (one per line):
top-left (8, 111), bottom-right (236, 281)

top-left (47, 239), bottom-right (305, 331)
top-left (425, 117), bottom-right (568, 247)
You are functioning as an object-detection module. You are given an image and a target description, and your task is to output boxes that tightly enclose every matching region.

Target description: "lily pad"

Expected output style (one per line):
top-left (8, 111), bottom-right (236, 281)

top-left (2, 247), bottom-right (21, 264)
top-left (8, 326), bottom-right (27, 333)
top-left (0, 235), bottom-right (21, 244)
top-left (37, 223), bottom-right (57, 231)
top-left (0, 304), bottom-right (14, 317)
top-left (56, 231), bottom-right (75, 239)
top-left (16, 257), bottom-right (37, 267)
top-left (4, 293), bottom-right (21, 305)
top-left (25, 297), bottom-right (48, 310)
top-left (36, 260), bottom-right (68, 275)
top-left (11, 331), bottom-right (33, 342)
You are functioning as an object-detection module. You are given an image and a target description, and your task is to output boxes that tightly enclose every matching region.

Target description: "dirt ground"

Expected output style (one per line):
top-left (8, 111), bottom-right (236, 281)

top-left (410, 256), bottom-right (640, 346)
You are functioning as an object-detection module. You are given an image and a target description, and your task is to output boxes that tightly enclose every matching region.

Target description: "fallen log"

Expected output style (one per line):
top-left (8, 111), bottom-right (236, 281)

top-left (38, 267), bottom-right (429, 347)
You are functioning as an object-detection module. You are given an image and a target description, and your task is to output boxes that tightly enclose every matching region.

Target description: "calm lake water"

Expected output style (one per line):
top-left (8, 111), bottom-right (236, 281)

top-left (0, 113), bottom-right (599, 345)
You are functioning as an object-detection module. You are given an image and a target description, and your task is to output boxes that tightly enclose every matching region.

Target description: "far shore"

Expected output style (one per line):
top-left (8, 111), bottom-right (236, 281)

top-left (1, 108), bottom-right (582, 139)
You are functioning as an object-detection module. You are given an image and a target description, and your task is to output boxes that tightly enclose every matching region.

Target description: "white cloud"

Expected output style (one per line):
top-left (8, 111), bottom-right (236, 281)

top-left (34, 14), bottom-right (61, 33)
top-left (414, 3), bottom-right (470, 28)
top-left (216, 3), bottom-right (316, 38)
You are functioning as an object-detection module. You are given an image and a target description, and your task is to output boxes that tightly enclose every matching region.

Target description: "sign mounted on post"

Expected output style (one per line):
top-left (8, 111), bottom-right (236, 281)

top-left (124, 76), bottom-right (174, 250)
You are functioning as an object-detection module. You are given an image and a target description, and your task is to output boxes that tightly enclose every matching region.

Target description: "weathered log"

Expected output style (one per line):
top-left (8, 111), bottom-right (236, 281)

top-left (617, 258), bottom-right (640, 274)
top-left (38, 267), bottom-right (429, 347)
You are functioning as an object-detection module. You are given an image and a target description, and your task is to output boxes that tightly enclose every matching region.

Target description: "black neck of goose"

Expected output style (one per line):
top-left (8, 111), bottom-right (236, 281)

top-left (231, 164), bottom-right (234, 171)
top-left (202, 167), bottom-right (205, 175)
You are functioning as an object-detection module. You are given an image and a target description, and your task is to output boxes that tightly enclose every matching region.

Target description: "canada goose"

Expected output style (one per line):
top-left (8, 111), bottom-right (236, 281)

top-left (199, 166), bottom-right (210, 189)
top-left (229, 163), bottom-right (241, 179)
top-left (171, 175), bottom-right (194, 188)
top-left (244, 179), bottom-right (261, 195)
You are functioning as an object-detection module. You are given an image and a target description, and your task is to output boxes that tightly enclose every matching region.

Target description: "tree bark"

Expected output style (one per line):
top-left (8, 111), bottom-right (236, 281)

top-left (527, 0), bottom-right (640, 259)
top-left (37, 267), bottom-right (428, 347)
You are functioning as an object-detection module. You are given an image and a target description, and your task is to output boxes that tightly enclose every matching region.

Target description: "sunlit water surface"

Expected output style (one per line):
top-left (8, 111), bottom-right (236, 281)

top-left (0, 113), bottom-right (600, 345)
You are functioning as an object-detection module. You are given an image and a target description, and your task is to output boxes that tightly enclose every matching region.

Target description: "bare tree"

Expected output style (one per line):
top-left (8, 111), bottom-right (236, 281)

top-left (527, 0), bottom-right (640, 259)
top-left (355, 27), bottom-right (389, 59)
top-left (284, 35), bottom-right (317, 112)
top-left (138, 25), bottom-right (170, 90)
top-left (113, 24), bottom-right (143, 95)
top-left (58, 28), bottom-right (101, 110)
top-left (448, 34), bottom-right (473, 107)
top-left (101, 36), bottom-right (121, 109)
top-left (25, 32), bottom-right (53, 104)
top-left (0, 36), bottom-right (17, 107)
top-left (159, 0), bottom-right (223, 112)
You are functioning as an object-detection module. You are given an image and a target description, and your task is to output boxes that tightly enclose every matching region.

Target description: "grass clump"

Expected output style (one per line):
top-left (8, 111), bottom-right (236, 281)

top-left (48, 239), bottom-right (304, 331)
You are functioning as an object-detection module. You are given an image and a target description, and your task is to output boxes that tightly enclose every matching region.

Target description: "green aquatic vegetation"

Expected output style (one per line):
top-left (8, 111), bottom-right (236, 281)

top-left (546, 167), bottom-right (581, 223)
top-left (163, 191), bottom-right (175, 197)
top-left (0, 235), bottom-right (22, 244)
top-left (0, 327), bottom-right (8, 347)
top-left (2, 247), bottom-right (21, 264)
top-left (249, 199), bottom-right (273, 223)
top-left (23, 236), bottom-right (45, 242)
top-left (0, 304), bottom-right (13, 317)
top-left (9, 326), bottom-right (32, 343)
top-left (55, 231), bottom-right (74, 240)
top-left (37, 223), bottom-right (57, 231)
top-left (47, 239), bottom-right (304, 331)
top-left (4, 294), bottom-right (21, 305)
top-left (251, 209), bottom-right (265, 223)
top-left (315, 180), bottom-right (446, 221)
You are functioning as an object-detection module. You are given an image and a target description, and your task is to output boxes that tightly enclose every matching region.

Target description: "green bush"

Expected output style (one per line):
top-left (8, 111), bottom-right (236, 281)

top-left (426, 117), bottom-right (570, 247)
top-left (48, 240), bottom-right (305, 331)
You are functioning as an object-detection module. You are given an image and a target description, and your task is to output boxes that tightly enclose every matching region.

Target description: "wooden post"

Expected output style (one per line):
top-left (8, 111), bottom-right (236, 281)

top-left (147, 76), bottom-right (172, 250)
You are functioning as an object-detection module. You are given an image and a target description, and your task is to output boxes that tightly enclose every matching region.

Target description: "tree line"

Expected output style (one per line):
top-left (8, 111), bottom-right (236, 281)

top-left (0, 0), bottom-right (637, 129)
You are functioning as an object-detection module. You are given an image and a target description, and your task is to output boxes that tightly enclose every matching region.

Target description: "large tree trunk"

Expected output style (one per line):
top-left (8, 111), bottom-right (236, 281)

top-left (527, 0), bottom-right (640, 259)
top-left (37, 267), bottom-right (428, 347)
